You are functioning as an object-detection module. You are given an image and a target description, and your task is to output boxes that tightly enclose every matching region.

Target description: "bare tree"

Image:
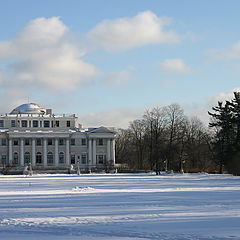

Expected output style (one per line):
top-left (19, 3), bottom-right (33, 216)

top-left (164, 104), bottom-right (186, 171)
top-left (143, 107), bottom-right (167, 173)
top-left (115, 128), bottom-right (133, 166)
top-left (129, 119), bottom-right (146, 169)
top-left (114, 103), bottom-right (216, 174)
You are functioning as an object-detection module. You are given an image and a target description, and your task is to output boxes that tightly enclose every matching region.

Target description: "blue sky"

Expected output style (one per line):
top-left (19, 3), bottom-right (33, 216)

top-left (0, 0), bottom-right (240, 127)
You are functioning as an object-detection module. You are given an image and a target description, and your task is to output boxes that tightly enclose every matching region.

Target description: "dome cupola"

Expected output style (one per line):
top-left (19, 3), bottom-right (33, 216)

top-left (10, 103), bottom-right (46, 114)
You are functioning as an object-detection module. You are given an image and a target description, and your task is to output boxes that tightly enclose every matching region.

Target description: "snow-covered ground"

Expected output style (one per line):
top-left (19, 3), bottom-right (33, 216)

top-left (0, 173), bottom-right (239, 240)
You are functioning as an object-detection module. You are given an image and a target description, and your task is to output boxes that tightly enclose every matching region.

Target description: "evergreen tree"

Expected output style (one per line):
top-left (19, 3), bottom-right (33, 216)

top-left (226, 92), bottom-right (240, 174)
top-left (208, 101), bottom-right (234, 173)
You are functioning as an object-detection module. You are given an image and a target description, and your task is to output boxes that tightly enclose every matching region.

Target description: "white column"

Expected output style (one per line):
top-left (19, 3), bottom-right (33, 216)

top-left (92, 139), bottom-right (96, 166)
top-left (43, 139), bottom-right (47, 167)
top-left (32, 139), bottom-right (36, 167)
top-left (112, 139), bottom-right (116, 165)
top-left (55, 138), bottom-right (59, 167)
top-left (8, 139), bottom-right (12, 166)
top-left (20, 139), bottom-right (24, 166)
top-left (107, 139), bottom-right (111, 161)
top-left (66, 139), bottom-right (70, 166)
top-left (88, 139), bottom-right (92, 166)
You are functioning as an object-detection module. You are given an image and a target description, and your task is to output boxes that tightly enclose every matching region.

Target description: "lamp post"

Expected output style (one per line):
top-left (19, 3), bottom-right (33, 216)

top-left (164, 159), bottom-right (168, 173)
top-left (77, 160), bottom-right (80, 175)
top-left (180, 160), bottom-right (185, 174)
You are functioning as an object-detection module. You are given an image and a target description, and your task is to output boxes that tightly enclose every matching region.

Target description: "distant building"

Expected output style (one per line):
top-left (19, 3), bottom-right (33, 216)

top-left (0, 103), bottom-right (116, 171)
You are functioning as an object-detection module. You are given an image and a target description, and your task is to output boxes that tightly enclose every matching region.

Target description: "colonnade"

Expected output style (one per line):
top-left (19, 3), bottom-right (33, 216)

top-left (8, 138), bottom-right (70, 167)
top-left (8, 137), bottom-right (115, 167)
top-left (87, 138), bottom-right (115, 166)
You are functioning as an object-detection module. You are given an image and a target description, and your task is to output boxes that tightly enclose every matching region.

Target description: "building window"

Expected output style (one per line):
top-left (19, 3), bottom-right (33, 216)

top-left (13, 152), bottom-right (18, 165)
top-left (97, 155), bottom-right (105, 164)
top-left (48, 139), bottom-right (53, 145)
top-left (33, 120), bottom-right (38, 128)
top-left (21, 120), bottom-right (27, 127)
top-left (1, 139), bottom-right (6, 146)
top-left (44, 120), bottom-right (50, 128)
top-left (0, 120), bottom-right (4, 128)
top-left (71, 154), bottom-right (75, 164)
top-left (81, 138), bottom-right (86, 146)
top-left (25, 139), bottom-right (30, 146)
top-left (24, 152), bottom-right (30, 165)
top-left (66, 121), bottom-right (70, 127)
top-left (70, 139), bottom-right (75, 145)
top-left (1, 154), bottom-right (6, 164)
top-left (55, 121), bottom-right (59, 127)
top-left (59, 139), bottom-right (64, 145)
top-left (81, 154), bottom-right (87, 164)
top-left (36, 139), bottom-right (42, 146)
top-left (36, 152), bottom-right (42, 165)
top-left (40, 121), bottom-right (42, 128)
top-left (47, 152), bottom-right (53, 165)
top-left (97, 139), bottom-right (104, 146)
top-left (59, 152), bottom-right (65, 164)
top-left (29, 121), bottom-right (31, 127)
top-left (11, 120), bottom-right (16, 127)
top-left (13, 140), bottom-right (19, 146)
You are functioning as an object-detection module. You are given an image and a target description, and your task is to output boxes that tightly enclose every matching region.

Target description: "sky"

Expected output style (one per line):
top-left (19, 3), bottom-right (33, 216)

top-left (0, 0), bottom-right (240, 128)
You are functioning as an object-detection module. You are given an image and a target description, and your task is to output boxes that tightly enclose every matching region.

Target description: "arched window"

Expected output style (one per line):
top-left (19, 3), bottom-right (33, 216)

top-left (36, 152), bottom-right (42, 165)
top-left (59, 152), bottom-right (65, 164)
top-left (47, 152), bottom-right (53, 165)
top-left (13, 152), bottom-right (18, 165)
top-left (24, 152), bottom-right (30, 165)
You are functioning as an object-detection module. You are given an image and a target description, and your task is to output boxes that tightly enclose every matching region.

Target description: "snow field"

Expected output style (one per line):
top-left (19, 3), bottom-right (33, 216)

top-left (0, 173), bottom-right (240, 239)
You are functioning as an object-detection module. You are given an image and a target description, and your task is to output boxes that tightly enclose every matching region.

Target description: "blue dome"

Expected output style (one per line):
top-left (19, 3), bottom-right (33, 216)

top-left (10, 103), bottom-right (46, 114)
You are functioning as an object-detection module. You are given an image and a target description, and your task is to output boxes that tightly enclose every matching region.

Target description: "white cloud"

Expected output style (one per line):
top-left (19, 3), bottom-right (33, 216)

top-left (0, 17), bottom-right (98, 91)
top-left (208, 88), bottom-right (240, 106)
top-left (0, 88), bottom-right (29, 114)
top-left (78, 89), bottom-right (240, 129)
top-left (183, 88), bottom-right (240, 126)
top-left (208, 41), bottom-right (240, 60)
top-left (160, 58), bottom-right (191, 74)
top-left (78, 107), bottom-right (143, 129)
top-left (77, 90), bottom-right (240, 129)
top-left (104, 69), bottom-right (133, 85)
top-left (88, 11), bottom-right (180, 51)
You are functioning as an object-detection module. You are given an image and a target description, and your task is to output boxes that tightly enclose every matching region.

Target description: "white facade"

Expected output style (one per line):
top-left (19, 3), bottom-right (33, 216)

top-left (0, 103), bottom-right (116, 171)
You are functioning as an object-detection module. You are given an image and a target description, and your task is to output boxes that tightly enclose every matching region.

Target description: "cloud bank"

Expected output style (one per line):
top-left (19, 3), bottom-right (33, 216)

top-left (0, 17), bottom-right (97, 91)
top-left (78, 107), bottom-right (143, 129)
top-left (104, 69), bottom-right (133, 85)
top-left (88, 11), bottom-right (180, 51)
top-left (160, 58), bottom-right (190, 74)
top-left (209, 41), bottom-right (240, 60)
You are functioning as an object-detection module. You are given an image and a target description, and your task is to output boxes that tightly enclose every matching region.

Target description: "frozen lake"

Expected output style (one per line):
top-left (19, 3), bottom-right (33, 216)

top-left (0, 173), bottom-right (239, 240)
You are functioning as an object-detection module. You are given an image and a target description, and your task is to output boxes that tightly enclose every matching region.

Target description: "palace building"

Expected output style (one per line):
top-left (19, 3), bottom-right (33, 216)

top-left (0, 103), bottom-right (116, 172)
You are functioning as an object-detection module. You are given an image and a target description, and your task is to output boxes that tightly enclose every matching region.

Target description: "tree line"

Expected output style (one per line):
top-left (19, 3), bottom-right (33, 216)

top-left (115, 93), bottom-right (240, 175)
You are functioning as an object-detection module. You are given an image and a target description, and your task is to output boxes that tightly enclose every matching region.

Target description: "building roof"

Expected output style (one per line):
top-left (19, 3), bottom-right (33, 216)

top-left (10, 103), bottom-right (46, 115)
top-left (88, 126), bottom-right (116, 134)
